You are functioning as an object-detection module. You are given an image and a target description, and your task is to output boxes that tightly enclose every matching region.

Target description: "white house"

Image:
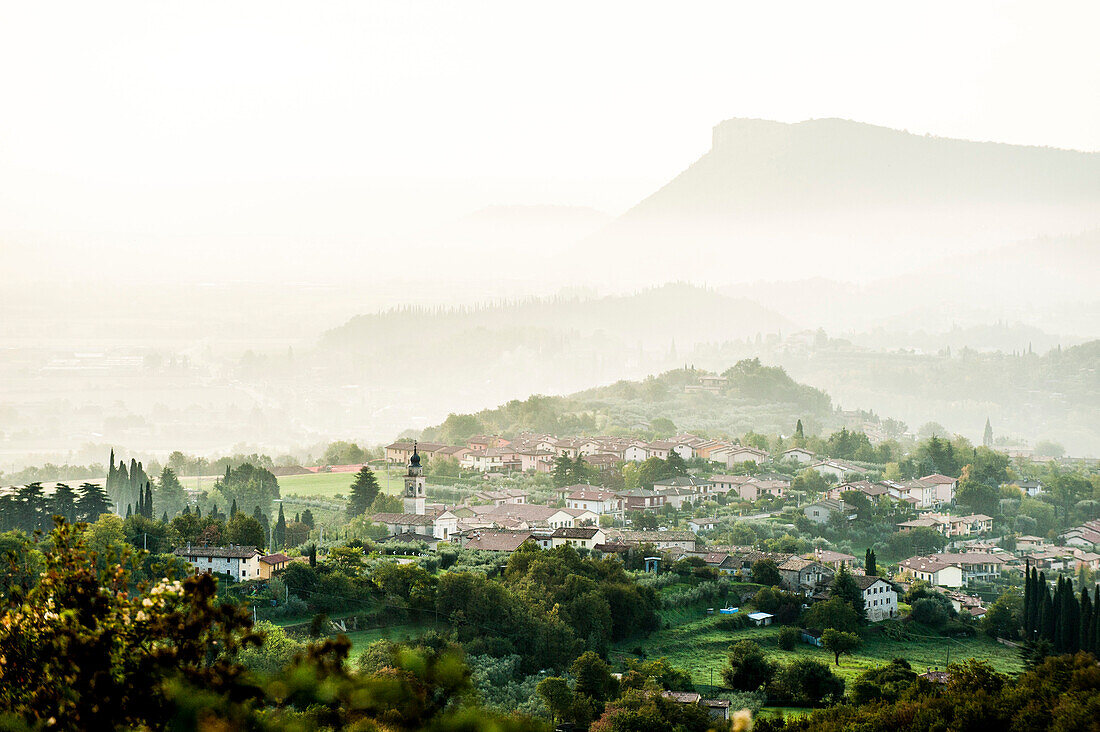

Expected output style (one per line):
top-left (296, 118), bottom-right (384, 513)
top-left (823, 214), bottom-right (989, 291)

top-left (853, 575), bottom-right (897, 622)
top-left (547, 507), bottom-right (599, 529)
top-left (781, 448), bottom-right (816, 464)
top-left (715, 446), bottom-right (769, 467)
top-left (808, 460), bottom-right (868, 481)
top-left (550, 526), bottom-right (607, 550)
top-left (174, 545), bottom-right (263, 581)
top-left (566, 489), bottom-right (623, 515)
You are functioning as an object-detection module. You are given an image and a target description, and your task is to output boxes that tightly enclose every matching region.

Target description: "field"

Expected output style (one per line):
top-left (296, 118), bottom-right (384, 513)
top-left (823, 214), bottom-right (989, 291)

top-left (277, 471), bottom-right (404, 498)
top-left (617, 611), bottom-right (1025, 687)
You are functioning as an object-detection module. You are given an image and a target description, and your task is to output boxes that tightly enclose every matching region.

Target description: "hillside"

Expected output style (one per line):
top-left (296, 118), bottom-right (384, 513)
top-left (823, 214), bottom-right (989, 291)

top-left (415, 360), bottom-right (834, 444)
top-left (580, 118), bottom-right (1100, 284)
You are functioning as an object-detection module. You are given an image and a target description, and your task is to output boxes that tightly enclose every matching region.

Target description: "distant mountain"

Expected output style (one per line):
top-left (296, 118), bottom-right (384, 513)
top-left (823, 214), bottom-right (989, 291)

top-left (313, 284), bottom-right (794, 435)
top-left (582, 118), bottom-right (1100, 284)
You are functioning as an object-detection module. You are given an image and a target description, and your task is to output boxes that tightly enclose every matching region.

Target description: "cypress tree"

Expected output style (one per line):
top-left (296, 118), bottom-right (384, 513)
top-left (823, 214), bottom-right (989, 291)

top-left (1093, 587), bottom-right (1100, 653)
top-left (1080, 587), bottom-right (1092, 654)
top-left (865, 548), bottom-right (877, 576)
top-left (1023, 564), bottom-right (1033, 637)
top-left (183, 505), bottom-right (191, 516)
top-left (275, 503), bottom-right (287, 550)
top-left (195, 505), bottom-right (202, 520)
top-left (125, 504), bottom-right (132, 519)
top-left (161, 510), bottom-right (168, 523)
top-left (1053, 577), bottom-right (1065, 652)
top-left (308, 544), bottom-right (317, 568)
top-left (1042, 573), bottom-right (1056, 642)
top-left (1031, 568), bottom-right (1044, 638)
top-left (230, 499), bottom-right (238, 517)
top-left (129, 459), bottom-right (139, 511)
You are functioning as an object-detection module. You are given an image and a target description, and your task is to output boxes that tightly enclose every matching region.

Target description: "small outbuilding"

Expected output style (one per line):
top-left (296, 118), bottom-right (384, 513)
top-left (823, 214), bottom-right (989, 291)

top-left (747, 611), bottom-right (774, 626)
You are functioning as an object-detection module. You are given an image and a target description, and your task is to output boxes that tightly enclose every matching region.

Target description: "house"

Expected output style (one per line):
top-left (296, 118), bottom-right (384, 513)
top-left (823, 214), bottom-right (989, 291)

top-left (174, 545), bottom-right (263, 581)
top-left (463, 530), bottom-right (535, 552)
top-left (803, 499), bottom-right (855, 525)
top-left (808, 549), bottom-right (856, 570)
top-left (900, 552), bottom-right (1004, 587)
top-left (709, 475), bottom-right (756, 496)
top-left (384, 441), bottom-right (448, 464)
top-left (688, 517), bottom-right (718, 532)
top-left (826, 481), bottom-right (890, 503)
top-left (1015, 535), bottom-right (1049, 552)
top-left (659, 487), bottom-right (701, 509)
top-left (742, 479), bottom-right (788, 501)
top-left (898, 556), bottom-right (965, 588)
top-left (550, 526), bottom-right (607, 550)
top-left (518, 450), bottom-right (556, 473)
top-left (461, 447), bottom-right (521, 473)
top-left (801, 628), bottom-right (824, 647)
top-left (716, 446), bottom-right (769, 467)
top-left (919, 473), bottom-right (958, 504)
top-left (614, 530), bottom-right (698, 551)
top-left (777, 556), bottom-right (833, 593)
top-left (257, 553), bottom-right (291, 579)
top-left (616, 488), bottom-right (666, 512)
top-left (897, 513), bottom-right (992, 538)
top-left (945, 591), bottom-right (986, 617)
top-left (808, 459), bottom-right (869, 481)
top-left (471, 488), bottom-right (529, 506)
top-left (1060, 519), bottom-right (1100, 547)
top-left (1015, 479), bottom-right (1045, 497)
top-left (465, 435), bottom-right (511, 450)
top-left (566, 488), bottom-right (623, 515)
top-left (547, 507), bottom-right (599, 530)
top-left (652, 475), bottom-right (714, 495)
top-left (781, 447), bottom-right (816, 464)
top-left (852, 575), bottom-right (897, 621)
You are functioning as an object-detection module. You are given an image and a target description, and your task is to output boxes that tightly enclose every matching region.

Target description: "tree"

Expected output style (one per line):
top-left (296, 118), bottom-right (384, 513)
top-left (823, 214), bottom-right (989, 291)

top-left (552, 455), bottom-right (574, 488)
top-left (770, 658), bottom-right (845, 705)
top-left (849, 658), bottom-right (916, 705)
top-left (983, 591), bottom-right (1023, 640)
top-left (347, 466), bottom-right (381, 518)
top-left (794, 419), bottom-right (805, 442)
top-left (983, 418), bottom-right (994, 447)
top-left (956, 476), bottom-right (1000, 516)
top-left (751, 558), bottom-right (782, 587)
top-left (155, 467), bottom-right (188, 518)
top-left (76, 482), bottom-right (112, 523)
top-left (570, 651), bottom-right (618, 703)
top-left (804, 597), bottom-right (860, 634)
top-left (536, 677), bottom-right (573, 724)
top-left (821, 628), bottom-right (860, 666)
top-left (301, 508), bottom-right (315, 528)
top-left (273, 503), bottom-right (287, 549)
top-left (830, 564), bottom-right (866, 620)
top-left (51, 483), bottom-right (78, 523)
top-left (664, 450), bottom-right (687, 477)
top-left (225, 513), bottom-right (265, 549)
top-left (721, 640), bottom-right (774, 691)
top-left (864, 548), bottom-right (877, 576)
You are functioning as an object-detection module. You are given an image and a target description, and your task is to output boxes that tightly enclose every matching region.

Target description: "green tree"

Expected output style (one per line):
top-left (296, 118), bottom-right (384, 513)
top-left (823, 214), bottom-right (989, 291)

top-left (50, 483), bottom-right (78, 523)
top-left (76, 482), bottom-right (112, 523)
top-left (570, 651), bottom-right (618, 704)
top-left (225, 513), bottom-right (265, 549)
top-left (536, 677), bottom-right (573, 724)
top-left (983, 418), bottom-right (993, 447)
top-left (770, 657), bottom-right (845, 705)
top-left (821, 628), bottom-right (860, 666)
top-left (273, 503), bottom-right (287, 549)
top-left (347, 466), bottom-right (381, 518)
top-left (849, 658), bottom-right (916, 705)
top-left (830, 564), bottom-right (866, 620)
top-left (721, 640), bottom-right (774, 691)
top-left (155, 467), bottom-right (188, 518)
top-left (804, 597), bottom-right (860, 634)
top-left (864, 548), bottom-right (877, 576)
top-left (956, 475), bottom-right (1001, 516)
top-left (752, 558), bottom-right (781, 586)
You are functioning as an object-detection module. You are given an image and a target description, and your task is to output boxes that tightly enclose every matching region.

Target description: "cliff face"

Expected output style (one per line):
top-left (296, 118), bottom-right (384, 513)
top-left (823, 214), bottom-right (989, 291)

top-left (577, 118), bottom-right (1100, 285)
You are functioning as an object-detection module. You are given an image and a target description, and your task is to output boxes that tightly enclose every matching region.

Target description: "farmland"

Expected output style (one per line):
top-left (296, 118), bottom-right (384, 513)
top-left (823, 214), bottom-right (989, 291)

top-left (619, 610), bottom-right (1024, 687)
top-left (276, 470), bottom-right (404, 498)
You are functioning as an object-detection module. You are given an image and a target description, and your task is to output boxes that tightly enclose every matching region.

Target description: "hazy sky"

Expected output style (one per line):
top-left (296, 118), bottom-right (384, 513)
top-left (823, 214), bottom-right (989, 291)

top-left (2, 1), bottom-right (1098, 279)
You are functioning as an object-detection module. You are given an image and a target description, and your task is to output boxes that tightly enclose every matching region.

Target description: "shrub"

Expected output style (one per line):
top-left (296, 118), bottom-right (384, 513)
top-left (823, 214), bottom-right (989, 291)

top-left (777, 626), bottom-right (799, 650)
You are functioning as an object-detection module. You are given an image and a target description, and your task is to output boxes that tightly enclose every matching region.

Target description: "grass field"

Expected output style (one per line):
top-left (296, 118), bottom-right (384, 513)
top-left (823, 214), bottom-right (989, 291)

top-left (276, 471), bottom-right (404, 498)
top-left (616, 613), bottom-right (1024, 686)
top-left (342, 622), bottom-right (443, 652)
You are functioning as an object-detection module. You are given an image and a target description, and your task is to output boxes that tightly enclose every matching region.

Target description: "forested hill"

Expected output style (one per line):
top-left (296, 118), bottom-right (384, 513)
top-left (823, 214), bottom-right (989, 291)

top-left (321, 283), bottom-right (792, 352)
top-left (416, 360), bottom-right (834, 443)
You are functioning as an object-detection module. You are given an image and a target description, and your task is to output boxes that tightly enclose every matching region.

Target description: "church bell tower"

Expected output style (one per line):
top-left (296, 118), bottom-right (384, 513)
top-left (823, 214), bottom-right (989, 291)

top-left (404, 442), bottom-right (426, 515)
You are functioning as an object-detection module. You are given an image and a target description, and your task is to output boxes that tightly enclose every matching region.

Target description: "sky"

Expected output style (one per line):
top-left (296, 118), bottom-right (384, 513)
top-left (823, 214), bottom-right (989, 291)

top-left (1, 1), bottom-right (1098, 281)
